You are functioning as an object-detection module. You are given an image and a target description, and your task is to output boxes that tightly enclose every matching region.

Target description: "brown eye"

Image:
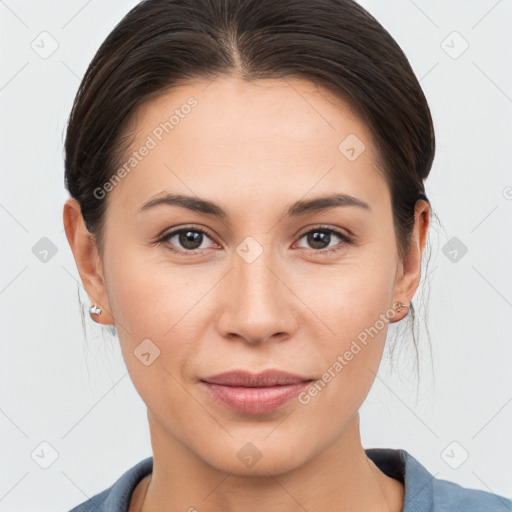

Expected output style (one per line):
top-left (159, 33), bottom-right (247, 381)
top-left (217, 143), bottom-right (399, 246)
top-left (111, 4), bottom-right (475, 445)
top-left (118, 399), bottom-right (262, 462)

top-left (174, 229), bottom-right (205, 250)
top-left (306, 230), bottom-right (332, 250)
top-left (158, 226), bottom-right (217, 253)
top-left (296, 227), bottom-right (352, 252)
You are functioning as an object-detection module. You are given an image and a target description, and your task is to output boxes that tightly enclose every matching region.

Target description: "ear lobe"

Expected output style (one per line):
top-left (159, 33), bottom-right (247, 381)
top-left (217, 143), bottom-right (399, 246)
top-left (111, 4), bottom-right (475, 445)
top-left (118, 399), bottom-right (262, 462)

top-left (390, 199), bottom-right (430, 320)
top-left (63, 197), bottom-right (115, 325)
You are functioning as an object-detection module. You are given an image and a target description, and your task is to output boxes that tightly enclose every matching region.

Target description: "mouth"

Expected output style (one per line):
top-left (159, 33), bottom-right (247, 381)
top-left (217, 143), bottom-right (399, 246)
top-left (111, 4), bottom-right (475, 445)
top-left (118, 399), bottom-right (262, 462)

top-left (200, 369), bottom-right (315, 415)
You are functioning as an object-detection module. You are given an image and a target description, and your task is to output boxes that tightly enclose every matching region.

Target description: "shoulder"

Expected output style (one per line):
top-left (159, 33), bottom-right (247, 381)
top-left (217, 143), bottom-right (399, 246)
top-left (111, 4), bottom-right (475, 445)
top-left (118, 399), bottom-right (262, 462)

top-left (67, 457), bottom-right (153, 512)
top-left (68, 488), bottom-right (110, 512)
top-left (366, 447), bottom-right (512, 512)
top-left (430, 476), bottom-right (512, 512)
top-left (402, 449), bottom-right (512, 512)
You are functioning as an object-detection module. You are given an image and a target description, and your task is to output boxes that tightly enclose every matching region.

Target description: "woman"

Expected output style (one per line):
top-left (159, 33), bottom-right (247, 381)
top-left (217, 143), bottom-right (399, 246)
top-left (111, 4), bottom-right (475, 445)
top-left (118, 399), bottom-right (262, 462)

top-left (62, 0), bottom-right (512, 510)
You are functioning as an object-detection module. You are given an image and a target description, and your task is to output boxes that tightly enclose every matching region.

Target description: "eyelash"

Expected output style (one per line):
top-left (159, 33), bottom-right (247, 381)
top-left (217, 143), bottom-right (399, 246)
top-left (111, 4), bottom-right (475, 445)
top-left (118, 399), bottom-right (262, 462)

top-left (155, 224), bottom-right (353, 257)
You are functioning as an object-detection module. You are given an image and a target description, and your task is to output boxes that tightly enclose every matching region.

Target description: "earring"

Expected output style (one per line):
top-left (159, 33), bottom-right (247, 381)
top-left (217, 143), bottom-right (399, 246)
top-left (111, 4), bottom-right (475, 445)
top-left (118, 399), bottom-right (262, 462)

top-left (89, 304), bottom-right (102, 318)
top-left (395, 301), bottom-right (409, 313)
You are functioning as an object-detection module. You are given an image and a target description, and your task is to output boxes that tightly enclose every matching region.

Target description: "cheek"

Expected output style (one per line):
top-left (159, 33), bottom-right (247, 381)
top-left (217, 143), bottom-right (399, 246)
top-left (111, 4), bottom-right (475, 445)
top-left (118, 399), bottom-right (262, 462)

top-left (103, 244), bottom-right (203, 338)
top-left (102, 246), bottom-right (213, 391)
top-left (296, 252), bottom-right (396, 398)
top-left (296, 251), bottom-right (396, 339)
top-left (102, 251), bottom-right (201, 420)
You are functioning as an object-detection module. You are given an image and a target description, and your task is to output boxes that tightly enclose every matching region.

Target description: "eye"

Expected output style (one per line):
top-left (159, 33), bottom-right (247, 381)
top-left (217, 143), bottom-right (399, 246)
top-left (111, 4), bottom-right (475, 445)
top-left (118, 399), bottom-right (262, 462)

top-left (156, 224), bottom-right (353, 256)
top-left (157, 226), bottom-right (218, 254)
top-left (295, 226), bottom-right (352, 253)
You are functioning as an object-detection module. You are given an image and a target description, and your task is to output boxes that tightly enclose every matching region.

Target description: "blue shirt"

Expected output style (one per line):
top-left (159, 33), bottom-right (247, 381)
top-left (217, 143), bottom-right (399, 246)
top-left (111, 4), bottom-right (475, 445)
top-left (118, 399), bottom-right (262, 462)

top-left (68, 448), bottom-right (512, 511)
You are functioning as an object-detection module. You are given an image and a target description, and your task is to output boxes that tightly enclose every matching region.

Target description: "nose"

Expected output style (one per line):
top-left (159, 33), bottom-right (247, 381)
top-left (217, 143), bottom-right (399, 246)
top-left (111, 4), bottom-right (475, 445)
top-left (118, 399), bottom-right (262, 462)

top-left (216, 248), bottom-right (299, 346)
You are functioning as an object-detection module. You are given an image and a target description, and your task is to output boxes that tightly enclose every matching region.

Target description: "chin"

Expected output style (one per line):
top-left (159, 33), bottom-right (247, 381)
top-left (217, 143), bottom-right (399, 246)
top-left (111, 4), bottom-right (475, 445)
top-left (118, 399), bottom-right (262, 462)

top-left (198, 434), bottom-right (313, 477)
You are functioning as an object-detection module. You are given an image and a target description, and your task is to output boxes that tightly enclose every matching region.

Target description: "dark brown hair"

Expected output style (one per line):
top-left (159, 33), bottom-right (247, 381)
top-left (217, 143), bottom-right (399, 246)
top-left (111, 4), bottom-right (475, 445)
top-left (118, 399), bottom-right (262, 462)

top-left (64, 0), bottom-right (437, 385)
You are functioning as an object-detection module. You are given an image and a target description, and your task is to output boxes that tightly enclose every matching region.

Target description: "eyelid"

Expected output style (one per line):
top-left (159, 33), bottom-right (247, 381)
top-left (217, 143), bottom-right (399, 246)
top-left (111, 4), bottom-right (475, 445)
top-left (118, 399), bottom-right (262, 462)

top-left (295, 224), bottom-right (352, 241)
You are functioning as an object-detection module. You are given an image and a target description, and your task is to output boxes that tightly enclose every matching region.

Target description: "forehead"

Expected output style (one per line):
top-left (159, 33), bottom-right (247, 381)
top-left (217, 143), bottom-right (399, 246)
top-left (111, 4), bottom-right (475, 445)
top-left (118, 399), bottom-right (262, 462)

top-left (108, 75), bottom-right (388, 217)
top-left (128, 75), bottom-right (376, 150)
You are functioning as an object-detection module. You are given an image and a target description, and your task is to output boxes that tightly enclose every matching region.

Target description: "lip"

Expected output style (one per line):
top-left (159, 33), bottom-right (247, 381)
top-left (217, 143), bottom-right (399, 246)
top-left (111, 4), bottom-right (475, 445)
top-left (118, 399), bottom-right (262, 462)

top-left (200, 370), bottom-right (314, 415)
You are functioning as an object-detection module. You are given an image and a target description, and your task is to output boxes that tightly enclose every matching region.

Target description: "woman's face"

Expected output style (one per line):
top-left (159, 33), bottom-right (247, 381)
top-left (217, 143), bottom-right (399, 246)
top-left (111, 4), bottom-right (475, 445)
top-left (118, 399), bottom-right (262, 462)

top-left (68, 75), bottom-right (428, 475)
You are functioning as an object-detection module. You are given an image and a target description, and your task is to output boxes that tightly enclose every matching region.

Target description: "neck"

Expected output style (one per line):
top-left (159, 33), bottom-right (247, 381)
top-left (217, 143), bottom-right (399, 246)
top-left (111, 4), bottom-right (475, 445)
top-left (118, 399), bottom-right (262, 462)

top-left (135, 411), bottom-right (403, 512)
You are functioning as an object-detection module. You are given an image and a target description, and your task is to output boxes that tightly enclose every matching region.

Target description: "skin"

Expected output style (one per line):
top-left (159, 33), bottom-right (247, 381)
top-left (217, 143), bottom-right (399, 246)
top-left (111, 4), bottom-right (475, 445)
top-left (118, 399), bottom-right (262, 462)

top-left (64, 75), bottom-right (430, 512)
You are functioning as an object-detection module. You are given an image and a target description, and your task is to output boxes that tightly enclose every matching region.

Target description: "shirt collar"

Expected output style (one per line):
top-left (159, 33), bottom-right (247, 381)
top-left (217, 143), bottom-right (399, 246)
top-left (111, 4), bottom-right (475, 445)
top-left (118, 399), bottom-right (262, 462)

top-left (365, 447), bottom-right (434, 511)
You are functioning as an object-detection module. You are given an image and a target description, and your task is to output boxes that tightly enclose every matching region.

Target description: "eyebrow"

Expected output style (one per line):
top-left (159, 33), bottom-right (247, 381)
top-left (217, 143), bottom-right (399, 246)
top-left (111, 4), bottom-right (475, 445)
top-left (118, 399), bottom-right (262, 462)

top-left (137, 192), bottom-right (371, 218)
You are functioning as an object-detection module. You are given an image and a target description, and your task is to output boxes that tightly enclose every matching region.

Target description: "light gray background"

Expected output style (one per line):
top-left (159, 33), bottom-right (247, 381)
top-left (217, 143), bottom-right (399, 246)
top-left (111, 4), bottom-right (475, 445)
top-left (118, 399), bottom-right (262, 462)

top-left (1, 0), bottom-right (511, 510)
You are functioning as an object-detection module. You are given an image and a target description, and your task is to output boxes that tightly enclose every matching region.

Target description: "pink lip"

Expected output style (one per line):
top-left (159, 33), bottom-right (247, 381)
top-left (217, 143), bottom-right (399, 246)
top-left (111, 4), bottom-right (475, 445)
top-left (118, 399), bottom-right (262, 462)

top-left (200, 370), bottom-right (314, 415)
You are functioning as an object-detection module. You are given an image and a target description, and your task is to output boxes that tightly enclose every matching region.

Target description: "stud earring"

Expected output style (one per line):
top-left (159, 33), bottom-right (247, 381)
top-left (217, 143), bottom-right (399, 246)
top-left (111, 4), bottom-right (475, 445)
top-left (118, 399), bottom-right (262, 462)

top-left (395, 301), bottom-right (409, 313)
top-left (89, 304), bottom-right (102, 318)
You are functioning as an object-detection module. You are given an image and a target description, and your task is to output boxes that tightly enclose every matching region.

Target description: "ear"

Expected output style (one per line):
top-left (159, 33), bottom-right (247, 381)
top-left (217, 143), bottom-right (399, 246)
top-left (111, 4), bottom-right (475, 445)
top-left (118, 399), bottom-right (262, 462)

top-left (390, 199), bottom-right (430, 322)
top-left (63, 197), bottom-right (114, 325)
